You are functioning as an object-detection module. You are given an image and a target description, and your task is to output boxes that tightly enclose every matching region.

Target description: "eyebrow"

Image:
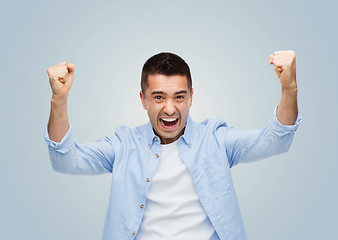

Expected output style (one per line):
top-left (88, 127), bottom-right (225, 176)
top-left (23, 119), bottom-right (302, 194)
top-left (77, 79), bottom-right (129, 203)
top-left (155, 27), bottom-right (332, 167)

top-left (151, 91), bottom-right (164, 95)
top-left (151, 90), bottom-right (188, 95)
top-left (175, 90), bottom-right (187, 95)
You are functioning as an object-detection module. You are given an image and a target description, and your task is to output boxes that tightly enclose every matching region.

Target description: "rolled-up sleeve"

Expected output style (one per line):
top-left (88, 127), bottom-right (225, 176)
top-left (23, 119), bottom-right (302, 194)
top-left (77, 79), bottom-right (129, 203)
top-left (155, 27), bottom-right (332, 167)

top-left (222, 105), bottom-right (302, 168)
top-left (44, 124), bottom-right (118, 175)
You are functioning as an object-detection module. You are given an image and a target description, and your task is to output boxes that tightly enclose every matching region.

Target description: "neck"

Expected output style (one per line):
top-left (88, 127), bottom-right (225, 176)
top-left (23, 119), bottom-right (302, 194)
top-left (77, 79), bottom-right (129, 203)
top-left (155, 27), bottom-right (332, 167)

top-left (155, 127), bottom-right (186, 145)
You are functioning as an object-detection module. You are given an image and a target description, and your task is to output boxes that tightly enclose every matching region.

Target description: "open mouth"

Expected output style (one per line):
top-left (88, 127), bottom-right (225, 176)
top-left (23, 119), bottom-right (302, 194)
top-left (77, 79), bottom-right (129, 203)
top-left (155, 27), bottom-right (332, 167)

top-left (160, 117), bottom-right (179, 128)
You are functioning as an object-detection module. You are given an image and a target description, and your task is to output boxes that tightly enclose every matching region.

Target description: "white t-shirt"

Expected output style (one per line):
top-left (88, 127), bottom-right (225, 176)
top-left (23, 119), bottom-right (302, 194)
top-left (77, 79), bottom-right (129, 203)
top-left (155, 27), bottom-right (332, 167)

top-left (135, 140), bottom-right (219, 240)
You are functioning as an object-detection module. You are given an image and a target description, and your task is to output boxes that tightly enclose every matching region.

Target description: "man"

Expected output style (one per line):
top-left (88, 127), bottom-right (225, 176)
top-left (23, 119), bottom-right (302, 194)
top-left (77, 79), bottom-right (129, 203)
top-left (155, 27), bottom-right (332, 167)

top-left (45, 51), bottom-right (301, 240)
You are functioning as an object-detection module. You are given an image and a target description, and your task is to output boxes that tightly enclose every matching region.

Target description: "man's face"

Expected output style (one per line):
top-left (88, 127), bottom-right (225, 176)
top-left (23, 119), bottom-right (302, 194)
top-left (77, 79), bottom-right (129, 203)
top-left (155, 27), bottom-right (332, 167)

top-left (140, 74), bottom-right (193, 144)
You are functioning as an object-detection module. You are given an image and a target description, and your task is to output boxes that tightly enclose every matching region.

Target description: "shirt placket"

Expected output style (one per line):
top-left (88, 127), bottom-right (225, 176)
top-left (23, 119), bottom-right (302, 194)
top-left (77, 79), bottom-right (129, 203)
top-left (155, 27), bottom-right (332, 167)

top-left (130, 136), bottom-right (162, 239)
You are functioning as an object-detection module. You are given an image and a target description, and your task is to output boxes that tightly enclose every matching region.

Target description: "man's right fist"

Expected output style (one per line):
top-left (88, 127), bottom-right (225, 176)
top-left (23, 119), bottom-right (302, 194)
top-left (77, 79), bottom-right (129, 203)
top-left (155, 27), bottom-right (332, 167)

top-left (47, 62), bottom-right (75, 99)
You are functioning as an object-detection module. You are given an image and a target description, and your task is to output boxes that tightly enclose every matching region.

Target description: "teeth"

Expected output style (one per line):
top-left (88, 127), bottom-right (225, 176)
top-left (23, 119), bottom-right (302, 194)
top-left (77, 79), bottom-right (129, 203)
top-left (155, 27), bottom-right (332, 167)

top-left (161, 118), bottom-right (177, 122)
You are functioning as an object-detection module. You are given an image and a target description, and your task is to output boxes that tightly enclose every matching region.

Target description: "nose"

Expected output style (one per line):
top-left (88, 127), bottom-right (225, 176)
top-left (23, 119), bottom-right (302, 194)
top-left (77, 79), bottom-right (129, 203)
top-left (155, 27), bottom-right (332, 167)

top-left (163, 99), bottom-right (176, 116)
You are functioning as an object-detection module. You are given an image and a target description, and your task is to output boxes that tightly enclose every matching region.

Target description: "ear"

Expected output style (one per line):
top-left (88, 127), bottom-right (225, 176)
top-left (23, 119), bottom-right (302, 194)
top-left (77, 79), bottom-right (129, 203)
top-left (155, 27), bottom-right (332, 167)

top-left (189, 88), bottom-right (194, 107)
top-left (140, 91), bottom-right (147, 110)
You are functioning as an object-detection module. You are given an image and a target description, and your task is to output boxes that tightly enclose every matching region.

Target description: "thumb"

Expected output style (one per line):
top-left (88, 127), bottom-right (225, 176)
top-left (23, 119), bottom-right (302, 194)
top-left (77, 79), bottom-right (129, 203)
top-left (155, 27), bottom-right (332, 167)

top-left (274, 65), bottom-right (282, 79)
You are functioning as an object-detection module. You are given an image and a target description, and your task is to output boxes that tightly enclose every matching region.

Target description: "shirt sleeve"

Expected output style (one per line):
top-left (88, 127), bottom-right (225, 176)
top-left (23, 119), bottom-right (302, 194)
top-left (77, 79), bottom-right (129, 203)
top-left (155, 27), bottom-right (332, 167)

top-left (222, 105), bottom-right (302, 168)
top-left (44, 124), bottom-right (118, 175)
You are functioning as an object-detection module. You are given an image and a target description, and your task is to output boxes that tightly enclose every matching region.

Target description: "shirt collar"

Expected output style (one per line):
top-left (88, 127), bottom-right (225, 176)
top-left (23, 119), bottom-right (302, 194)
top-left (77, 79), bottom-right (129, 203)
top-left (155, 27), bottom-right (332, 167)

top-left (181, 115), bottom-right (194, 148)
top-left (144, 115), bottom-right (194, 148)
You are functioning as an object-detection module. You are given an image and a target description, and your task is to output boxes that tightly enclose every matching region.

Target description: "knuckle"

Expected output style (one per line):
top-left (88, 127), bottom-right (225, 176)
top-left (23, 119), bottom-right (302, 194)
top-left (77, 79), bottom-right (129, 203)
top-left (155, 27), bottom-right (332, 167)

top-left (289, 50), bottom-right (296, 56)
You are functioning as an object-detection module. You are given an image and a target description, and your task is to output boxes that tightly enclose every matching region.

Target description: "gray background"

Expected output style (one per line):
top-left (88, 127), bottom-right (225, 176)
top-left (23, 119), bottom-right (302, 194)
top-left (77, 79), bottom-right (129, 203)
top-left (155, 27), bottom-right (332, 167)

top-left (1, 0), bottom-right (337, 239)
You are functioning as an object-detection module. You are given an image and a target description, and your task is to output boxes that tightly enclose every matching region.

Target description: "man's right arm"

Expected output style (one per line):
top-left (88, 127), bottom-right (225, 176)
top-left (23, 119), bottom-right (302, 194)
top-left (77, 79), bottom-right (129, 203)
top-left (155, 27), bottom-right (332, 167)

top-left (47, 62), bottom-right (74, 142)
top-left (45, 62), bottom-right (116, 175)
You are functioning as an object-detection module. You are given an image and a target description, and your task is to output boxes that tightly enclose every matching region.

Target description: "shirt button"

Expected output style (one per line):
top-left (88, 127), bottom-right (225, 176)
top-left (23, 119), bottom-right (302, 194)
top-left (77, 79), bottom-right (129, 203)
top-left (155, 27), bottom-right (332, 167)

top-left (140, 204), bottom-right (144, 208)
top-left (148, 143), bottom-right (151, 147)
top-left (132, 230), bottom-right (136, 235)
top-left (146, 178), bottom-right (150, 182)
top-left (156, 154), bottom-right (159, 158)
top-left (189, 142), bottom-right (191, 146)
top-left (155, 137), bottom-right (158, 141)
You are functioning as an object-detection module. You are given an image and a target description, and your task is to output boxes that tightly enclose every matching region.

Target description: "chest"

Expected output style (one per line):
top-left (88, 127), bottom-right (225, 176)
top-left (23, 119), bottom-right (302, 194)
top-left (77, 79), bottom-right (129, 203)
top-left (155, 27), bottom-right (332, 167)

top-left (111, 138), bottom-right (234, 201)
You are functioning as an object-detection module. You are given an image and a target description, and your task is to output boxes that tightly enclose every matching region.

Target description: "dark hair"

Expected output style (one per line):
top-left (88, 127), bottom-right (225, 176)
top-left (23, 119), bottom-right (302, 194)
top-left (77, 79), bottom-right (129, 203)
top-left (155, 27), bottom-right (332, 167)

top-left (141, 52), bottom-right (192, 94)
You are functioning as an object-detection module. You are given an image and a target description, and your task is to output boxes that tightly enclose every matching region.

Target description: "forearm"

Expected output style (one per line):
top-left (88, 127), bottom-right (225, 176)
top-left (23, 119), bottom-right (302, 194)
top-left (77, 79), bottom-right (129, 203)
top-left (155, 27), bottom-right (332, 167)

top-left (269, 50), bottom-right (298, 125)
top-left (277, 86), bottom-right (298, 125)
top-left (47, 95), bottom-right (69, 142)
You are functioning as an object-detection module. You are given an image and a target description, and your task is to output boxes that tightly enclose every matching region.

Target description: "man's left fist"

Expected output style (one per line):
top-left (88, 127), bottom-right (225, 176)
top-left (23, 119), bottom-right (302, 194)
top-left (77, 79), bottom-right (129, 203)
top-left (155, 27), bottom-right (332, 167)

top-left (268, 50), bottom-right (297, 90)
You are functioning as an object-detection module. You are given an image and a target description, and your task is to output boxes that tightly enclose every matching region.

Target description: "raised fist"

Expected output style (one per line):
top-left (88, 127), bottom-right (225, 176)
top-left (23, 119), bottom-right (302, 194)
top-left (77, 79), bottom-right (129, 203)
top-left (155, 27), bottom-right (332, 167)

top-left (47, 62), bottom-right (75, 99)
top-left (268, 50), bottom-right (297, 90)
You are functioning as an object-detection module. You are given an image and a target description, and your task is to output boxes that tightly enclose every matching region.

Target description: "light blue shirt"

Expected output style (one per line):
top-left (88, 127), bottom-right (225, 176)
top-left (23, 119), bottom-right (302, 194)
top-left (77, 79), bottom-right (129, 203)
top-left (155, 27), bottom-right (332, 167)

top-left (44, 106), bottom-right (301, 240)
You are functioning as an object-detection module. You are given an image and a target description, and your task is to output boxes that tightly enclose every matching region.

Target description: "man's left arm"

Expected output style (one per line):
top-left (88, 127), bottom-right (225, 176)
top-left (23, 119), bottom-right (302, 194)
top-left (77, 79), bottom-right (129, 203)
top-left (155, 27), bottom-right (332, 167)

top-left (220, 50), bottom-right (302, 167)
top-left (269, 50), bottom-right (298, 125)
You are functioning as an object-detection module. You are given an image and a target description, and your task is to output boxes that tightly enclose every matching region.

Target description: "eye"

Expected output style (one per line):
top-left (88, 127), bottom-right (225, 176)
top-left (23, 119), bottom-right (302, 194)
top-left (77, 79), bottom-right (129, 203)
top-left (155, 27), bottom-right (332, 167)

top-left (176, 95), bottom-right (184, 100)
top-left (154, 96), bottom-right (162, 100)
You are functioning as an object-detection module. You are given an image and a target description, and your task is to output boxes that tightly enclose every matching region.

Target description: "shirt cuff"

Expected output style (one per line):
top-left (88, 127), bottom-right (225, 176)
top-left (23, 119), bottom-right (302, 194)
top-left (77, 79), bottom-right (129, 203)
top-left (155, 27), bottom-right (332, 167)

top-left (272, 104), bottom-right (302, 134)
top-left (44, 124), bottom-right (74, 154)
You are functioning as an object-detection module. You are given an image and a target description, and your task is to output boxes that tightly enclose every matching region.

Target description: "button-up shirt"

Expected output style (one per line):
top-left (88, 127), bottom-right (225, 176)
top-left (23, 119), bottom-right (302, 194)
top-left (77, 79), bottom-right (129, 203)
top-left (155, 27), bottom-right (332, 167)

top-left (44, 106), bottom-right (302, 240)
